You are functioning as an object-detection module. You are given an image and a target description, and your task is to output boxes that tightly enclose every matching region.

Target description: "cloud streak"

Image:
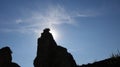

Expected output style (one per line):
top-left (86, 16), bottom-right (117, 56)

top-left (1, 5), bottom-right (98, 37)
top-left (15, 5), bottom-right (76, 36)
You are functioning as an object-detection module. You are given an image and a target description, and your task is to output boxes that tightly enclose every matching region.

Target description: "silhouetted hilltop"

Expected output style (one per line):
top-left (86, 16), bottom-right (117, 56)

top-left (34, 28), bottom-right (77, 67)
top-left (0, 46), bottom-right (20, 67)
top-left (78, 56), bottom-right (120, 67)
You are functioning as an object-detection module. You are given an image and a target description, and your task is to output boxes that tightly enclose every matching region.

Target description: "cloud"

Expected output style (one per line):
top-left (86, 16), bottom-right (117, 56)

top-left (29, 5), bottom-right (74, 26)
top-left (14, 5), bottom-right (76, 35)
top-left (15, 19), bottom-right (23, 24)
top-left (1, 5), bottom-right (97, 37)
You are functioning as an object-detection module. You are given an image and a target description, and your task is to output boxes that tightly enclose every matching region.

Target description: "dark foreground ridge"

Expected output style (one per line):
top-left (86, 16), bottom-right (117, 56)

top-left (34, 28), bottom-right (77, 67)
top-left (0, 47), bottom-right (20, 67)
top-left (78, 56), bottom-right (120, 67)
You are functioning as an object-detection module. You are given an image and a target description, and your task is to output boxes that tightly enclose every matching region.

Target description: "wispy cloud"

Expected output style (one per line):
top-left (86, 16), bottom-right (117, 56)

top-left (15, 5), bottom-right (76, 35)
top-left (20, 5), bottom-right (75, 27)
top-left (1, 5), bottom-right (98, 36)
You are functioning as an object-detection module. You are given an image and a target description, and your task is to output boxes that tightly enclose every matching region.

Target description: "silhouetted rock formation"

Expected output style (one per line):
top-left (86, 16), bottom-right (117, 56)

top-left (0, 46), bottom-right (20, 67)
top-left (78, 56), bottom-right (120, 67)
top-left (34, 28), bottom-right (77, 67)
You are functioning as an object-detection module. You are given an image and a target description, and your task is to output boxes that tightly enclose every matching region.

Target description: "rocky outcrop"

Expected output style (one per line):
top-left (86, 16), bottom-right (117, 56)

top-left (0, 46), bottom-right (20, 67)
top-left (34, 28), bottom-right (76, 67)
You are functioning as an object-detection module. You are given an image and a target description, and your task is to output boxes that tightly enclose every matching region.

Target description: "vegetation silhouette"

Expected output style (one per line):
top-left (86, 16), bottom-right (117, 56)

top-left (78, 56), bottom-right (120, 67)
top-left (0, 46), bottom-right (20, 67)
top-left (0, 28), bottom-right (120, 67)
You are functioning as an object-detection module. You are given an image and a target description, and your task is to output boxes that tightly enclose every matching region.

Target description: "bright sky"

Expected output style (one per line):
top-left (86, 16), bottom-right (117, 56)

top-left (0, 0), bottom-right (120, 67)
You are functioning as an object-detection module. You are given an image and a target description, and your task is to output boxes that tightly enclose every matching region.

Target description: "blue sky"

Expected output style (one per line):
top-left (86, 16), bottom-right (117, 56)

top-left (0, 0), bottom-right (120, 67)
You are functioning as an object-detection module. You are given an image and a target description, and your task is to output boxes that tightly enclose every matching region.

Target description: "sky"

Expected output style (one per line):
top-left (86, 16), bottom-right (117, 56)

top-left (0, 0), bottom-right (120, 67)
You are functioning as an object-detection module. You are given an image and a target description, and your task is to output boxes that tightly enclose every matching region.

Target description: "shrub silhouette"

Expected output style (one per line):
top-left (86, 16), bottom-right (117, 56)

top-left (79, 54), bottom-right (120, 67)
top-left (111, 50), bottom-right (120, 59)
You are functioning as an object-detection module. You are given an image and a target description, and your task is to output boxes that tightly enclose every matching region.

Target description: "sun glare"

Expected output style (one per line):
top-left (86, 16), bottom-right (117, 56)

top-left (50, 29), bottom-right (59, 41)
top-left (35, 28), bottom-right (60, 41)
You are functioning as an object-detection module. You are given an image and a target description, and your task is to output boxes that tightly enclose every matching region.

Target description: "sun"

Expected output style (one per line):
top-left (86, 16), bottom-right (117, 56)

top-left (50, 28), bottom-right (59, 40)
